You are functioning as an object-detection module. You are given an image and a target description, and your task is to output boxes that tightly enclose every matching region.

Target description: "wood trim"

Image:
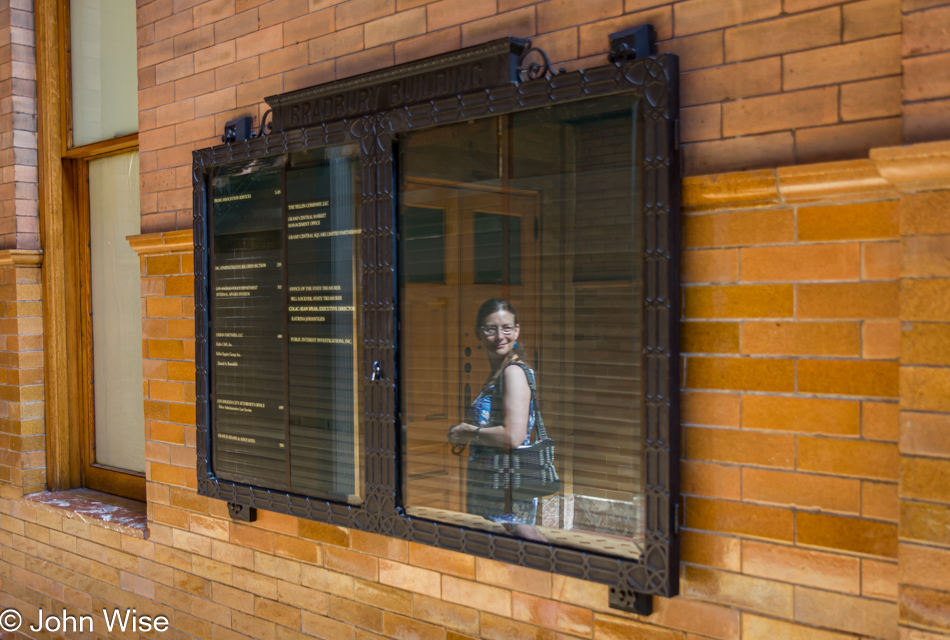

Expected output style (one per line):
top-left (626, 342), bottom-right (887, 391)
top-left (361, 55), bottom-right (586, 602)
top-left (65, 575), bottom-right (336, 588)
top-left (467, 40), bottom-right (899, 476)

top-left (127, 229), bottom-right (195, 255)
top-left (63, 133), bottom-right (139, 160)
top-left (36, 0), bottom-right (78, 491)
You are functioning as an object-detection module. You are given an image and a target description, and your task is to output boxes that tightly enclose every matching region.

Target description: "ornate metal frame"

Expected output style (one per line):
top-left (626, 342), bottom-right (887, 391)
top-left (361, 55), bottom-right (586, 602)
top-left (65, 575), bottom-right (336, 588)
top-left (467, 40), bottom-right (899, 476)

top-left (193, 36), bottom-right (680, 605)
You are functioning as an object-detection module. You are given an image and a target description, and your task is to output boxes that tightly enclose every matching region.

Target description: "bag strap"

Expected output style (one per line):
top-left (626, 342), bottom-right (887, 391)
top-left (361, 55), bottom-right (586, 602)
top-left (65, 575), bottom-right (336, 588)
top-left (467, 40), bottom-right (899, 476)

top-left (503, 361), bottom-right (549, 443)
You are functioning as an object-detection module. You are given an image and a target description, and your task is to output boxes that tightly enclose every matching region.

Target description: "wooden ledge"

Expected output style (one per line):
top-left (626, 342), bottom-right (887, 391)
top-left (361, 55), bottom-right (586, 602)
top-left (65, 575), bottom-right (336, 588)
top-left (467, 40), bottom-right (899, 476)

top-left (127, 229), bottom-right (194, 255)
top-left (0, 249), bottom-right (43, 267)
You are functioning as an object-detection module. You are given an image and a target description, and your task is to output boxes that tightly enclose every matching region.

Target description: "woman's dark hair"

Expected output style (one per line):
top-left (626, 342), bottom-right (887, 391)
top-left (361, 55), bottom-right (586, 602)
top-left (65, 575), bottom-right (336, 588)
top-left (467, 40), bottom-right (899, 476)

top-left (476, 298), bottom-right (526, 383)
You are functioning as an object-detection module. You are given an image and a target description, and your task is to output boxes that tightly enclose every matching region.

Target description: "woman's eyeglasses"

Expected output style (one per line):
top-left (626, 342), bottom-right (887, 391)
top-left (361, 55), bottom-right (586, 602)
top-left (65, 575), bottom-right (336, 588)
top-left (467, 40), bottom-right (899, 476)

top-left (480, 325), bottom-right (515, 336)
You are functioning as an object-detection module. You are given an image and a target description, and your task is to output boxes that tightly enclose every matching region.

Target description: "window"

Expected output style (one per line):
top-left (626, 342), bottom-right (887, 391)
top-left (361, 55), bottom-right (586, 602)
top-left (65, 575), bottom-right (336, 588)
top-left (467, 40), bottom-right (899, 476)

top-left (195, 39), bottom-right (680, 602)
top-left (37, 0), bottom-right (142, 500)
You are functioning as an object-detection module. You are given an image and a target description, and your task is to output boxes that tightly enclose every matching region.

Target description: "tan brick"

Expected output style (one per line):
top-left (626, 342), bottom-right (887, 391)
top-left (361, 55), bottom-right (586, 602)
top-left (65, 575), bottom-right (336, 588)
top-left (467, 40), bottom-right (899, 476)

top-left (724, 7), bottom-right (840, 62)
top-left (283, 8), bottom-right (335, 46)
top-left (798, 200), bottom-right (899, 242)
top-left (682, 248), bottom-right (737, 284)
top-left (862, 480), bottom-right (898, 521)
top-left (901, 456), bottom-right (950, 503)
top-left (840, 77), bottom-right (902, 121)
top-left (863, 400), bottom-right (899, 441)
top-left (861, 558), bottom-right (897, 600)
top-left (682, 460), bottom-right (741, 499)
top-left (723, 86), bottom-right (838, 137)
top-left (900, 411), bottom-right (950, 457)
top-left (511, 592), bottom-right (592, 636)
top-left (742, 540), bottom-right (861, 593)
top-left (686, 356), bottom-right (795, 392)
top-left (411, 594), bottom-right (479, 635)
top-left (577, 8), bottom-right (673, 58)
top-left (903, 3), bottom-right (950, 56)
top-left (802, 118), bottom-right (903, 164)
top-left (656, 31), bottom-right (723, 72)
top-left (408, 543), bottom-right (475, 579)
top-left (685, 131), bottom-right (795, 175)
top-left (684, 285), bottom-right (794, 319)
top-left (903, 234), bottom-right (950, 278)
top-left (537, 0), bottom-right (621, 33)
top-left (797, 282), bottom-right (899, 319)
top-left (784, 35), bottom-right (901, 89)
top-left (336, 0), bottom-right (394, 30)
top-left (844, 0), bottom-right (901, 41)
top-left (795, 586), bottom-right (898, 637)
top-left (680, 530), bottom-right (741, 571)
top-left (680, 57), bottom-right (781, 108)
top-left (901, 501), bottom-right (950, 547)
top-left (460, 6), bottom-right (536, 48)
top-left (863, 240), bottom-right (901, 281)
top-left (673, 0), bottom-right (781, 37)
top-left (364, 8), bottom-right (425, 48)
top-left (442, 576), bottom-right (511, 617)
top-left (328, 595), bottom-right (383, 634)
top-left (902, 584), bottom-right (950, 631)
top-left (382, 613), bottom-right (444, 640)
top-left (682, 321), bottom-right (740, 354)
top-left (592, 613), bottom-right (682, 640)
top-left (743, 467), bottom-right (861, 513)
top-left (684, 208), bottom-right (794, 248)
top-left (798, 436), bottom-right (897, 480)
top-left (741, 612), bottom-right (861, 639)
top-left (742, 321), bottom-right (861, 357)
top-left (684, 426), bottom-right (793, 468)
top-left (682, 565), bottom-right (792, 616)
top-left (394, 27), bottom-right (462, 64)
top-left (680, 104), bottom-right (722, 143)
top-left (796, 512), bottom-right (898, 557)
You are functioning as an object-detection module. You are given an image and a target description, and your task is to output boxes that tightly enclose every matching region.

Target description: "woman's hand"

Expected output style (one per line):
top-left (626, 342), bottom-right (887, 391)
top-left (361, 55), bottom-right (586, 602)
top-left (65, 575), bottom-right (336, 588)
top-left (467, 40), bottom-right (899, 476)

top-left (448, 422), bottom-right (479, 445)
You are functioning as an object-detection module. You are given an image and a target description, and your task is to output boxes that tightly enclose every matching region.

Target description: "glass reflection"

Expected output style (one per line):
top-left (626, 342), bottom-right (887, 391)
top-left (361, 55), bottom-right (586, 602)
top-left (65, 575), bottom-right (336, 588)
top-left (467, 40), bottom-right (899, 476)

top-left (400, 95), bottom-right (646, 558)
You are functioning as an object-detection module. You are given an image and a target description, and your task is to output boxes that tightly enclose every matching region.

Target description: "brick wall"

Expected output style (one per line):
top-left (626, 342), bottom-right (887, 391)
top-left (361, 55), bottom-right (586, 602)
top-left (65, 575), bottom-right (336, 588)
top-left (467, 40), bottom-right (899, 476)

top-left (901, 1), bottom-right (950, 142)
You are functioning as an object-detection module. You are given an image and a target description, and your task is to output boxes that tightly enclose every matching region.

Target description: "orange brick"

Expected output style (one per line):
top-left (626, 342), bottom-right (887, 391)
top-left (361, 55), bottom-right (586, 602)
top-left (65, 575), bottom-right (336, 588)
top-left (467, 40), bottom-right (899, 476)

top-left (684, 285), bottom-right (794, 319)
top-left (742, 468), bottom-right (861, 514)
top-left (460, 6), bottom-right (537, 48)
top-left (150, 462), bottom-right (197, 488)
top-left (408, 543), bottom-right (475, 579)
top-left (673, 0), bottom-right (781, 37)
top-left (905, 280), bottom-right (950, 323)
top-left (862, 480), bottom-right (898, 521)
top-left (723, 86), bottom-right (838, 137)
top-left (394, 27), bottom-right (462, 64)
top-left (784, 35), bottom-right (901, 90)
top-left (903, 234), bottom-right (950, 279)
top-left (679, 104), bottom-right (721, 143)
top-left (682, 391), bottom-right (740, 427)
top-left (325, 547), bottom-right (378, 581)
top-left (349, 531), bottom-right (407, 563)
top-left (686, 356), bottom-right (795, 392)
top-left (577, 10), bottom-right (672, 59)
top-left (301, 565), bottom-right (355, 599)
top-left (798, 436), bottom-right (898, 480)
top-left (796, 512), bottom-right (898, 557)
top-left (680, 530), bottom-right (741, 571)
top-left (682, 249), bottom-right (738, 284)
top-left (656, 31), bottom-right (724, 72)
top-left (861, 241), bottom-right (900, 281)
top-left (800, 359), bottom-right (898, 397)
top-left (230, 523), bottom-right (274, 553)
top-left (901, 366), bottom-right (950, 412)
top-left (378, 559), bottom-right (439, 597)
top-left (742, 613), bottom-right (853, 639)
top-left (684, 426), bottom-right (793, 468)
top-left (905, 51), bottom-right (950, 102)
top-left (328, 595), bottom-right (383, 634)
top-left (148, 339), bottom-right (185, 360)
top-left (147, 254), bottom-right (181, 276)
top-left (300, 610), bottom-right (355, 639)
top-left (336, 0), bottom-right (395, 30)
top-left (682, 321), bottom-right (740, 354)
top-left (900, 411), bottom-right (950, 457)
top-left (741, 321), bottom-right (861, 356)
top-left (682, 460), bottom-right (741, 499)
top-left (862, 401), bottom-right (899, 441)
top-left (798, 200), bottom-right (899, 242)
top-left (274, 534), bottom-right (321, 564)
top-left (475, 558), bottom-right (550, 599)
top-left (685, 497), bottom-right (793, 542)
top-left (298, 520), bottom-right (349, 548)
top-left (647, 596), bottom-right (740, 639)
top-left (742, 243), bottom-right (861, 283)
top-left (743, 540), bottom-right (861, 593)
top-left (363, 7), bottom-right (425, 48)
top-left (797, 282), bottom-right (898, 319)
top-left (840, 77), bottom-right (902, 122)
top-left (844, 0), bottom-right (899, 40)
top-left (862, 558), bottom-right (898, 601)
top-left (680, 57), bottom-right (782, 108)
top-left (682, 565), bottom-right (792, 617)
top-left (382, 613), bottom-right (445, 640)
top-left (684, 208), bottom-right (794, 248)
top-left (725, 7), bottom-right (839, 62)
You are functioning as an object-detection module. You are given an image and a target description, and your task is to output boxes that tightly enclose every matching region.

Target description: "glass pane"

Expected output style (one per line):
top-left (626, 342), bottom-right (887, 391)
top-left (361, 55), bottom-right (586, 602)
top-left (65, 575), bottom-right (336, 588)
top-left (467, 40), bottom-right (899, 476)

top-left (90, 151), bottom-right (144, 473)
top-left (210, 144), bottom-right (363, 503)
top-left (70, 0), bottom-right (138, 146)
top-left (399, 95), bottom-right (645, 558)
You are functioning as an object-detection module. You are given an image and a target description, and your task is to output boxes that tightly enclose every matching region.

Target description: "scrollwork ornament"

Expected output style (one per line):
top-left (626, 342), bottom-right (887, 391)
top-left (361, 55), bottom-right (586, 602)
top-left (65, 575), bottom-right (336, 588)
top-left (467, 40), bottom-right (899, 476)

top-left (517, 39), bottom-right (561, 81)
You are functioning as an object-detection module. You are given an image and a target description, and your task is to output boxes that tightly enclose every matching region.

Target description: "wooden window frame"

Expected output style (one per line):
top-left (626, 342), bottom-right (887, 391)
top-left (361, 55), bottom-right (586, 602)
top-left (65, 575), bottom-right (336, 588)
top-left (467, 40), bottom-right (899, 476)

top-left (37, 0), bottom-right (145, 501)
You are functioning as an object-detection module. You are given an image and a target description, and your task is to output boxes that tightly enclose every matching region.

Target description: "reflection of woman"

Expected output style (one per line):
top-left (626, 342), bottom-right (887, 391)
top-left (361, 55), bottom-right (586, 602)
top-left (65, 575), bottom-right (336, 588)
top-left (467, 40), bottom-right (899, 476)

top-left (449, 299), bottom-right (544, 537)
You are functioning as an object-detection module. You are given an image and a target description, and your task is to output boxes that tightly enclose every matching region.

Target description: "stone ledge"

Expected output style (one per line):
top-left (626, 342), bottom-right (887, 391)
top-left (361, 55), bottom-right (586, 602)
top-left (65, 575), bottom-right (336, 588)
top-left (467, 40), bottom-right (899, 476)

top-left (0, 249), bottom-right (43, 267)
top-left (27, 488), bottom-right (147, 539)
top-left (127, 229), bottom-right (194, 255)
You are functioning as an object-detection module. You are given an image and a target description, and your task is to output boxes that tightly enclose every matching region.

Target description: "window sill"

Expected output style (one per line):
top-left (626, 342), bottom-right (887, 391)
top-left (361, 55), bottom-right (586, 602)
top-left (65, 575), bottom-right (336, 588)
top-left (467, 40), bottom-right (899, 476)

top-left (27, 489), bottom-right (147, 539)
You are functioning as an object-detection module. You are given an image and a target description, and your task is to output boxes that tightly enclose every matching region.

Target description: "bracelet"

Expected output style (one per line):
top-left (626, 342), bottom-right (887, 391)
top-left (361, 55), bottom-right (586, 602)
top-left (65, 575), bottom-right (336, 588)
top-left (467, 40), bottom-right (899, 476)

top-left (473, 426), bottom-right (482, 444)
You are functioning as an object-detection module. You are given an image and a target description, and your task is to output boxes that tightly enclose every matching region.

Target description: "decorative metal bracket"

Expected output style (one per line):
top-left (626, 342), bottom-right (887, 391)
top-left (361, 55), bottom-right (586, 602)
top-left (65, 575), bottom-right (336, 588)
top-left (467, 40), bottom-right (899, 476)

top-left (227, 502), bottom-right (256, 522)
top-left (609, 587), bottom-right (653, 615)
top-left (221, 116), bottom-right (254, 144)
top-left (608, 24), bottom-right (657, 63)
top-left (517, 39), bottom-right (563, 81)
